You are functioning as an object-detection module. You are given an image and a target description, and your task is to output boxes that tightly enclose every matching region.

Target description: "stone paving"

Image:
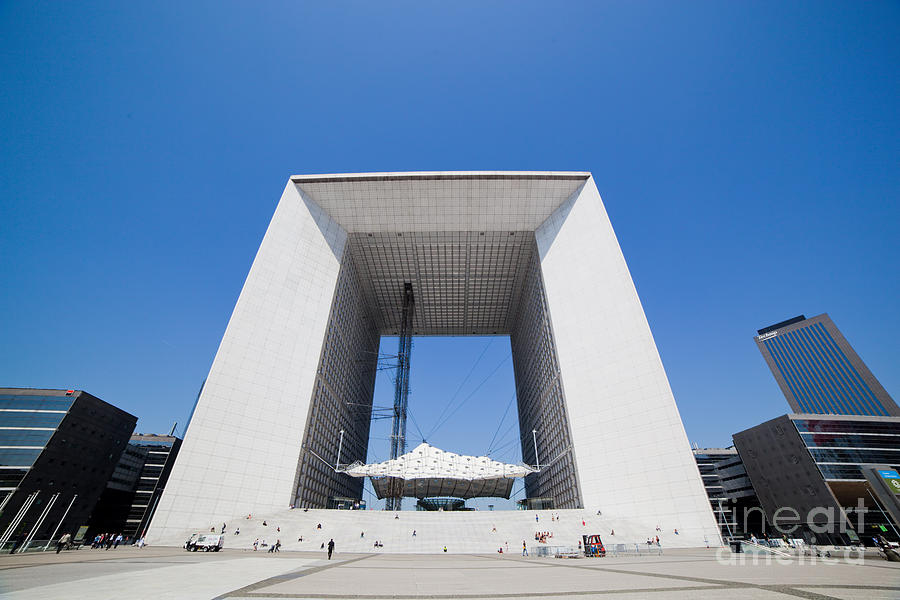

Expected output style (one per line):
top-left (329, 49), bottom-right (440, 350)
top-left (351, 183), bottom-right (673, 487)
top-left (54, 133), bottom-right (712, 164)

top-left (0, 546), bottom-right (897, 599)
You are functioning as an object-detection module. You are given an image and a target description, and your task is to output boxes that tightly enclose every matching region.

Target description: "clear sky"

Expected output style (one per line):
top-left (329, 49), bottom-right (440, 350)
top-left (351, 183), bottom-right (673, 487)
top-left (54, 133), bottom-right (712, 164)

top-left (1, 2), bottom-right (897, 509)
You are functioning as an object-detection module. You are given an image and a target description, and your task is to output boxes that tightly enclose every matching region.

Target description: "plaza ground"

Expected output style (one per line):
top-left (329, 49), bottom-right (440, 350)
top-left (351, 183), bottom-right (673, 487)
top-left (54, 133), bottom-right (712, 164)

top-left (1, 546), bottom-right (898, 599)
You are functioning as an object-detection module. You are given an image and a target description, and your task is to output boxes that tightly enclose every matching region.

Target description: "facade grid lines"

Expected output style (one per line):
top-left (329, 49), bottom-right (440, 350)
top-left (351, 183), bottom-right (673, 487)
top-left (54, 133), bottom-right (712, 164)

top-left (756, 314), bottom-right (898, 417)
top-left (148, 173), bottom-right (719, 548)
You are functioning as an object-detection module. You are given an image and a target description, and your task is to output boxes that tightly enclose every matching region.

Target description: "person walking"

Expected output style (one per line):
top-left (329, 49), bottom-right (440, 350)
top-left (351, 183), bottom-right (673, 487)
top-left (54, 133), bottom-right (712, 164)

top-left (327, 538), bottom-right (335, 560)
top-left (114, 534), bottom-right (123, 549)
top-left (55, 532), bottom-right (71, 554)
top-left (522, 541), bottom-right (528, 556)
top-left (9, 532), bottom-right (26, 554)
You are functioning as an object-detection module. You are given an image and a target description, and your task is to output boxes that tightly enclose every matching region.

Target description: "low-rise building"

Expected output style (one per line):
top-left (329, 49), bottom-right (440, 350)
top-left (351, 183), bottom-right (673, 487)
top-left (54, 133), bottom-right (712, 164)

top-left (0, 388), bottom-right (136, 550)
top-left (692, 447), bottom-right (764, 539)
top-left (733, 413), bottom-right (900, 545)
top-left (89, 433), bottom-right (182, 539)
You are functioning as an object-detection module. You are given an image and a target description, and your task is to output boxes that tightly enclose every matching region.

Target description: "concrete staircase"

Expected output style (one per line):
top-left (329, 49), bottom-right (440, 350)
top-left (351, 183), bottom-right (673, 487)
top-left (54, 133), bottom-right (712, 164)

top-left (151, 508), bottom-right (719, 554)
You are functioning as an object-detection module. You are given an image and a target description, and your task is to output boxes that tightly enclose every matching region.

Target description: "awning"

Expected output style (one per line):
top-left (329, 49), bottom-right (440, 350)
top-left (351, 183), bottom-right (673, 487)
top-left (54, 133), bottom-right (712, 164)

top-left (342, 443), bottom-right (535, 499)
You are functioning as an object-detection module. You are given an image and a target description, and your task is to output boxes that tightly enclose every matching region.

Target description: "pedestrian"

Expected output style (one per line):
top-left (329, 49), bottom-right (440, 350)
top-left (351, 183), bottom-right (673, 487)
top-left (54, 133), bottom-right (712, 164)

top-left (522, 541), bottom-right (528, 556)
top-left (55, 532), bottom-right (71, 554)
top-left (222, 523), bottom-right (227, 534)
top-left (412, 530), bottom-right (416, 537)
top-left (106, 535), bottom-right (114, 550)
top-left (9, 532), bottom-right (26, 554)
top-left (535, 514), bottom-right (539, 523)
top-left (235, 528), bottom-right (240, 535)
top-left (360, 531), bottom-right (365, 538)
top-left (275, 539), bottom-right (281, 552)
top-left (582, 519), bottom-right (585, 526)
top-left (114, 533), bottom-right (123, 548)
top-left (327, 538), bottom-right (335, 560)
top-left (253, 538), bottom-right (259, 551)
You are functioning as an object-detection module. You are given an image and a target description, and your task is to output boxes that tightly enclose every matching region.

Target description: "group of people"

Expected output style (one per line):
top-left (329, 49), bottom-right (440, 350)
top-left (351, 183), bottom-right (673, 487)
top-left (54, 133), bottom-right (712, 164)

top-left (534, 531), bottom-right (554, 543)
top-left (91, 532), bottom-right (125, 549)
top-left (252, 538), bottom-right (282, 552)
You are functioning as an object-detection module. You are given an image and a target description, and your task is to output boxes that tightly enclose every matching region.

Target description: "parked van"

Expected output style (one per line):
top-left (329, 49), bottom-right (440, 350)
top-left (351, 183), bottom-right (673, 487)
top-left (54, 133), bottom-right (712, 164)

top-left (186, 533), bottom-right (224, 552)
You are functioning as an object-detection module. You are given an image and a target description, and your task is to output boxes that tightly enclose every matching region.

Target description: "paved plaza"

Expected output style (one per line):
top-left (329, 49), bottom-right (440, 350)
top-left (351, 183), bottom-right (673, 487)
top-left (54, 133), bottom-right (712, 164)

top-left (0, 546), bottom-right (898, 600)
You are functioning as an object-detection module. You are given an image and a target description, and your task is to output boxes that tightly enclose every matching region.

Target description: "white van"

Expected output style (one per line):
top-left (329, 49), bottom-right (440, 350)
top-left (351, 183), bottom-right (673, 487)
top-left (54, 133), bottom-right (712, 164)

top-left (186, 534), bottom-right (224, 552)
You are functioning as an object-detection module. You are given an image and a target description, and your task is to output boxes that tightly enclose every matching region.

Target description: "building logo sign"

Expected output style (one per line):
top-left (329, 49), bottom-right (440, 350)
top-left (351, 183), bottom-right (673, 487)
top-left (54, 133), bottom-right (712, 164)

top-left (877, 469), bottom-right (900, 495)
top-left (758, 331), bottom-right (778, 341)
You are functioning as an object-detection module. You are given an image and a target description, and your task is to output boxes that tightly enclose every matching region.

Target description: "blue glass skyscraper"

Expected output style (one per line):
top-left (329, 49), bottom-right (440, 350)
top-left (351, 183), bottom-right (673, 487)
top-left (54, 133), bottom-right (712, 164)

top-left (755, 314), bottom-right (898, 417)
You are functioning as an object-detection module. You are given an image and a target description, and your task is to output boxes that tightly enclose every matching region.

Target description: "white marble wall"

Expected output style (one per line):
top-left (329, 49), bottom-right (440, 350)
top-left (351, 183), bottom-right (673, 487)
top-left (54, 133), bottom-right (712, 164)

top-left (147, 183), bottom-right (346, 542)
top-left (536, 177), bottom-right (721, 543)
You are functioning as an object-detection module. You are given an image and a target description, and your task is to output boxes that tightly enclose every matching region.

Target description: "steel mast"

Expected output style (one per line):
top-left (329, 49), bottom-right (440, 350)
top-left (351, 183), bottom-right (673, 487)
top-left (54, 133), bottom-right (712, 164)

top-left (387, 282), bottom-right (414, 511)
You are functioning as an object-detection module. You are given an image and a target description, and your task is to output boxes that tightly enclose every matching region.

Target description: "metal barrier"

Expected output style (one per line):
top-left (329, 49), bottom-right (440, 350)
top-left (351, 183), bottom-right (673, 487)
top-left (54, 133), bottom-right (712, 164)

top-left (533, 545), bottom-right (580, 558)
top-left (606, 543), bottom-right (663, 557)
top-left (533, 543), bottom-right (663, 558)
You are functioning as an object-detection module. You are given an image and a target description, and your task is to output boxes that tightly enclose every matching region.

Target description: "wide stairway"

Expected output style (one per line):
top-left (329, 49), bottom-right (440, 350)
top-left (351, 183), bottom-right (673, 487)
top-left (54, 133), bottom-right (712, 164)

top-left (153, 508), bottom-right (716, 554)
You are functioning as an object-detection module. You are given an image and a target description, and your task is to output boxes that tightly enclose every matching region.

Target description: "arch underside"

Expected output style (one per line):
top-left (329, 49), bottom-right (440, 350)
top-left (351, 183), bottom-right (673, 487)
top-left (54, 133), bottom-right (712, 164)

top-left (293, 231), bottom-right (582, 509)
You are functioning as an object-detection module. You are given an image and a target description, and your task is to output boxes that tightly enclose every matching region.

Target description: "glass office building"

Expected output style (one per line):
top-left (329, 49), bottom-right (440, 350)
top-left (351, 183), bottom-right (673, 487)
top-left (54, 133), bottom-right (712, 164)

top-left (0, 389), bottom-right (136, 551)
top-left (734, 413), bottom-right (900, 545)
top-left (754, 314), bottom-right (899, 417)
top-left (90, 433), bottom-right (182, 539)
top-left (693, 447), bottom-right (764, 539)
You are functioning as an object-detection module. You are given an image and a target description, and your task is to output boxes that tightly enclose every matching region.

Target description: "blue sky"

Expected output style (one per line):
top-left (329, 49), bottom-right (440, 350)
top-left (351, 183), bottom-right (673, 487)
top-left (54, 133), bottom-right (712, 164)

top-left (1, 2), bottom-right (897, 509)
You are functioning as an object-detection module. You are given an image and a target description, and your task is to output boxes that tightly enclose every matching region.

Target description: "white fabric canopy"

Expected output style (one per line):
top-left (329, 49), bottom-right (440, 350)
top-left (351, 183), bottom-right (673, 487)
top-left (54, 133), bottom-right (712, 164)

top-left (342, 443), bottom-right (535, 499)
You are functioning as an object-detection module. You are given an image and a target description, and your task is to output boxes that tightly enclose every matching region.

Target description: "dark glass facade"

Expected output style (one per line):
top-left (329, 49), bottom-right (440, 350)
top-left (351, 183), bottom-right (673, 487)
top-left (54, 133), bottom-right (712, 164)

top-left (755, 314), bottom-right (898, 417)
top-left (794, 417), bottom-right (900, 482)
top-left (89, 434), bottom-right (182, 539)
top-left (0, 389), bottom-right (136, 550)
top-left (693, 448), bottom-right (764, 539)
top-left (0, 393), bottom-right (72, 505)
top-left (734, 414), bottom-right (900, 545)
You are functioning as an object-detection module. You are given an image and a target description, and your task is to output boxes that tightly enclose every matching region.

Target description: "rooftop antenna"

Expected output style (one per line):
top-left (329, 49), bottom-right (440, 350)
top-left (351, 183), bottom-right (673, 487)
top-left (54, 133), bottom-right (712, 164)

top-left (168, 422), bottom-right (178, 437)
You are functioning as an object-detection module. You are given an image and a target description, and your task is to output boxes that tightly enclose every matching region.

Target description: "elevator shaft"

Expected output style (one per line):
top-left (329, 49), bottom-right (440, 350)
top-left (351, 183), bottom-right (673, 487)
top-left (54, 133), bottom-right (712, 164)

top-left (386, 282), bottom-right (414, 512)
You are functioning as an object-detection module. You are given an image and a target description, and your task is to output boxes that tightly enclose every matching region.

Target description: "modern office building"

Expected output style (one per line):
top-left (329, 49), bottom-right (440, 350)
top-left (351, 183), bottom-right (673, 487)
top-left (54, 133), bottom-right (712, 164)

top-left (693, 447), bottom-right (764, 539)
top-left (733, 413), bottom-right (900, 544)
top-left (148, 172), bottom-right (721, 547)
top-left (0, 388), bottom-right (136, 550)
top-left (754, 314), bottom-right (898, 417)
top-left (89, 433), bottom-right (182, 539)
